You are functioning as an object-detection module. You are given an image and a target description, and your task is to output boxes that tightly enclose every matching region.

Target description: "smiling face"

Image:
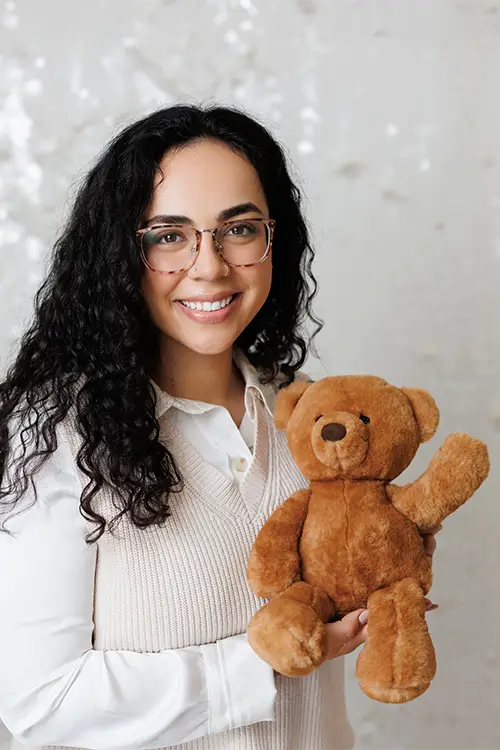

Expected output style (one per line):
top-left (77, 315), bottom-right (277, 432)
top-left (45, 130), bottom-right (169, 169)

top-left (140, 138), bottom-right (273, 358)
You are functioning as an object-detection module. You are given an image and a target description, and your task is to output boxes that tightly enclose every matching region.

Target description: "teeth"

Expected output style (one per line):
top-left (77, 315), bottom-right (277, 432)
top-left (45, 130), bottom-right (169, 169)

top-left (181, 295), bottom-right (234, 311)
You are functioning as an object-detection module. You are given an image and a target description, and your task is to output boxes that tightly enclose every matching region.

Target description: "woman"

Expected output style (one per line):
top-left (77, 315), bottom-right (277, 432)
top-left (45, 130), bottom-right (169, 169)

top-left (0, 104), bottom-right (437, 750)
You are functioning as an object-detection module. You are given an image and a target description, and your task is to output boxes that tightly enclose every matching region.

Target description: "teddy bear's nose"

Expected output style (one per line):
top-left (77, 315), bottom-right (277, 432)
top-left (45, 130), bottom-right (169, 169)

top-left (321, 423), bottom-right (347, 442)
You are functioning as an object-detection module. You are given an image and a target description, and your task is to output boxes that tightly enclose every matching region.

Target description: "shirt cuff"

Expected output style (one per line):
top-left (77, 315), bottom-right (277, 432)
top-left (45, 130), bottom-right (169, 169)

top-left (201, 632), bottom-right (276, 735)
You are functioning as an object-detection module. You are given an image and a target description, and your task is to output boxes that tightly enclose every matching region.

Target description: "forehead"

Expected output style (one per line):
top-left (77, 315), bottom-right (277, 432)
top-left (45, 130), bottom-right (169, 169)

top-left (150, 139), bottom-right (268, 216)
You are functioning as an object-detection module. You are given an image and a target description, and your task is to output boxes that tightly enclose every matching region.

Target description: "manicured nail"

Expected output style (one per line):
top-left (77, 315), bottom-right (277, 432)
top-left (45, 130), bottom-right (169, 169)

top-left (424, 598), bottom-right (439, 611)
top-left (358, 610), bottom-right (369, 625)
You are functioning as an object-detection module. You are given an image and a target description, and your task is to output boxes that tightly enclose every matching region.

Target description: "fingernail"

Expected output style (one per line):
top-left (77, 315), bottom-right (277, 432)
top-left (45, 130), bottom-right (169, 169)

top-left (358, 610), bottom-right (369, 625)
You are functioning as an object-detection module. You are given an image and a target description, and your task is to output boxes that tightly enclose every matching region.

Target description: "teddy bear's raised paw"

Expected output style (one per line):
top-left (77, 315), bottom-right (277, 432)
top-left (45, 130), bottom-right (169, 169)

top-left (431, 432), bottom-right (490, 503)
top-left (442, 433), bottom-right (490, 477)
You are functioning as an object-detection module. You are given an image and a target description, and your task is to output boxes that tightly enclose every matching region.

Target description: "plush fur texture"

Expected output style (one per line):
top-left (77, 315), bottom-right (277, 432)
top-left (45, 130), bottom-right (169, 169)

top-left (247, 375), bottom-right (490, 703)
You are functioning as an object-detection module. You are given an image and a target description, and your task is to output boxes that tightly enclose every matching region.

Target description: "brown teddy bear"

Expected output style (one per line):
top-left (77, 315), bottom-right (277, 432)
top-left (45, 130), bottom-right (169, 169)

top-left (247, 375), bottom-right (490, 703)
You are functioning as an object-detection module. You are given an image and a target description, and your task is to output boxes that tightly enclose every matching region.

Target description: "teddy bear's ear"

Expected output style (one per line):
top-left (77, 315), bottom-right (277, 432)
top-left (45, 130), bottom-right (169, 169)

top-left (400, 387), bottom-right (440, 443)
top-left (274, 380), bottom-right (312, 431)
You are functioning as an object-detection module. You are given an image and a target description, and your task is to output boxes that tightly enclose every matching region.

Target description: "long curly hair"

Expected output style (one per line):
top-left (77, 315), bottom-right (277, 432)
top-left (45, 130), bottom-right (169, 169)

top-left (0, 103), bottom-right (323, 542)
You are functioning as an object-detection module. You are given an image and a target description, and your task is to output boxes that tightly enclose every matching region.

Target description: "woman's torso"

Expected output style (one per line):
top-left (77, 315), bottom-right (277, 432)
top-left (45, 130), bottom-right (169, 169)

top-left (24, 368), bottom-right (354, 750)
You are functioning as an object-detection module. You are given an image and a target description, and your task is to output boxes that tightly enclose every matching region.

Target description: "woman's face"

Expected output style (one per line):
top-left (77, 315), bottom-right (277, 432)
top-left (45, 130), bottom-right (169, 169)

top-left (140, 138), bottom-right (273, 357)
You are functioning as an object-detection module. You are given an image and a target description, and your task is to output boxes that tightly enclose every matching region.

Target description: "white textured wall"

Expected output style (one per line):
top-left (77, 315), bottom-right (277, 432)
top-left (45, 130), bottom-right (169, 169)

top-left (1, 1), bottom-right (498, 749)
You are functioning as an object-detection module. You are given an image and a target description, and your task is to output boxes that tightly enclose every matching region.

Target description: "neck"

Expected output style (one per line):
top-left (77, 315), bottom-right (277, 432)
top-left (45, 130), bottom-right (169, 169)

top-left (153, 339), bottom-right (245, 411)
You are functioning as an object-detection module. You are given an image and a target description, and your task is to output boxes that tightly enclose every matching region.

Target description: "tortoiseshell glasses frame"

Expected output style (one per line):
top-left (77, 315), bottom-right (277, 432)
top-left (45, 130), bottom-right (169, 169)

top-left (136, 217), bottom-right (276, 274)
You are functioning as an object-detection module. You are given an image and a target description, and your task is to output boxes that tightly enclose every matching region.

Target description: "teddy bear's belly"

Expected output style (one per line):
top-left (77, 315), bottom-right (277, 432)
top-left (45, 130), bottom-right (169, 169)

top-left (299, 491), bottom-right (432, 615)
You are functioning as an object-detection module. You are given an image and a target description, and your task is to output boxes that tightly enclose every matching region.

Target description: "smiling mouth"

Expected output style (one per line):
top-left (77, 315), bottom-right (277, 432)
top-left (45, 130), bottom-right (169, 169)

top-left (177, 293), bottom-right (239, 312)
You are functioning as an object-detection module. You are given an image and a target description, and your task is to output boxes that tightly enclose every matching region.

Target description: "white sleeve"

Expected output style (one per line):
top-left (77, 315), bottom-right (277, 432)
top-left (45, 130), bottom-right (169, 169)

top-left (0, 420), bottom-right (276, 750)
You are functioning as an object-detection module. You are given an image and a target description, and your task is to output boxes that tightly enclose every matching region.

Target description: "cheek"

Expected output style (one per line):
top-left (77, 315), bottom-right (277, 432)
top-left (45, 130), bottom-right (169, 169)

top-left (241, 260), bottom-right (273, 306)
top-left (141, 270), bottom-right (179, 322)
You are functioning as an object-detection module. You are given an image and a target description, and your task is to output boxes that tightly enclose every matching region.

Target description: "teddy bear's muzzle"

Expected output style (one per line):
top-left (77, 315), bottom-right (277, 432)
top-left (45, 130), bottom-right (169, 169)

top-left (312, 412), bottom-right (369, 471)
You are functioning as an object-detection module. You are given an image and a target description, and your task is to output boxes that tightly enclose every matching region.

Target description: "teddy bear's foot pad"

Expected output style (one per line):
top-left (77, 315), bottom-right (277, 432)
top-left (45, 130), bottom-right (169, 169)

top-left (359, 681), bottom-right (430, 704)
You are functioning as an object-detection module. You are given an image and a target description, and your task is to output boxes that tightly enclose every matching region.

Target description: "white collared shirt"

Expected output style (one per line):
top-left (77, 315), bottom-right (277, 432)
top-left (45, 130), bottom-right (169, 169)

top-left (150, 348), bottom-right (276, 486)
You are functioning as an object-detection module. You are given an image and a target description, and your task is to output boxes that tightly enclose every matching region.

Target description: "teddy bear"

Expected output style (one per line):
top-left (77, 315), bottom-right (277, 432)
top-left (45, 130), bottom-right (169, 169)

top-left (247, 375), bottom-right (490, 703)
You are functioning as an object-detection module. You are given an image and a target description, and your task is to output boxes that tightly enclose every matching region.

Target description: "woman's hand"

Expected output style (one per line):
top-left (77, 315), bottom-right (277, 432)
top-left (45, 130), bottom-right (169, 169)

top-left (420, 522), bottom-right (442, 557)
top-left (325, 610), bottom-right (369, 659)
top-left (420, 523), bottom-right (441, 610)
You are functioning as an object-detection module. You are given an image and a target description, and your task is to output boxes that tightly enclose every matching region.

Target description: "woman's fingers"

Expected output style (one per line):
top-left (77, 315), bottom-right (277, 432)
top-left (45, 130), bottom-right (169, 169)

top-left (325, 609), bottom-right (368, 659)
top-left (325, 596), bottom-right (439, 661)
top-left (335, 624), bottom-right (368, 657)
top-left (421, 523), bottom-right (442, 557)
top-left (424, 597), bottom-right (439, 611)
top-left (422, 533), bottom-right (437, 556)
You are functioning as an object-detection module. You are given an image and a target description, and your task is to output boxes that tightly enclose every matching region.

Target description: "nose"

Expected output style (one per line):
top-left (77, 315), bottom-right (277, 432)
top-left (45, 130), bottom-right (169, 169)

top-left (321, 423), bottom-right (347, 442)
top-left (188, 230), bottom-right (227, 279)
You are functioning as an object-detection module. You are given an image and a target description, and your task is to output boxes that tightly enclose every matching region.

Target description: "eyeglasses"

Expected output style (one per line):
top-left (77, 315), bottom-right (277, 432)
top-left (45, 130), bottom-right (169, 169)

top-left (136, 217), bottom-right (276, 274)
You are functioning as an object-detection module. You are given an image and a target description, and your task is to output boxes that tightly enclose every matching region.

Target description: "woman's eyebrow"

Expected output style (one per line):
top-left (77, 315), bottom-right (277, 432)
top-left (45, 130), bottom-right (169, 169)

top-left (143, 202), bottom-right (265, 228)
top-left (217, 202), bottom-right (265, 222)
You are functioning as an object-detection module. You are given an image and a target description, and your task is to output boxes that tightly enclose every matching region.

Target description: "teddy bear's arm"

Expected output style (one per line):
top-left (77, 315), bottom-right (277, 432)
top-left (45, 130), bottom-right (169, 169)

top-left (387, 433), bottom-right (490, 530)
top-left (247, 489), bottom-right (311, 599)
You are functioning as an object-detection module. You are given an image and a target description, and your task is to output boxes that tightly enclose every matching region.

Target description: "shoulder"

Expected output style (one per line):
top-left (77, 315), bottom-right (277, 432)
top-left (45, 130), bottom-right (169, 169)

top-left (2, 398), bottom-right (81, 501)
top-left (268, 367), bottom-right (314, 392)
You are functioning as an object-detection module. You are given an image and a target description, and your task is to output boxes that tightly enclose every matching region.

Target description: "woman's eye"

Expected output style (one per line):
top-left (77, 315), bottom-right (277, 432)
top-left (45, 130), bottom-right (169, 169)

top-left (226, 223), bottom-right (254, 236)
top-left (158, 232), bottom-right (181, 244)
top-left (359, 414), bottom-right (370, 424)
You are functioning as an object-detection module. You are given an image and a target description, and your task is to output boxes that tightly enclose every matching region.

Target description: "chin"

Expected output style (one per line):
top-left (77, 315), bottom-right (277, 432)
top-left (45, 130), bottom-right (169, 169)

top-left (176, 333), bottom-right (239, 357)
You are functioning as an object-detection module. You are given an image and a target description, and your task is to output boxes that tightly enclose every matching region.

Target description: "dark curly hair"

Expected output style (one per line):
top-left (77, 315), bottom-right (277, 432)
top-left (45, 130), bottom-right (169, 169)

top-left (0, 103), bottom-right (323, 542)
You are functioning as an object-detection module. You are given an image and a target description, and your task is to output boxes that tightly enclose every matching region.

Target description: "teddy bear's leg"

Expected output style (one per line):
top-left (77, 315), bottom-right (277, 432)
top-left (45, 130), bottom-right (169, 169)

top-left (355, 577), bottom-right (436, 703)
top-left (248, 581), bottom-right (335, 677)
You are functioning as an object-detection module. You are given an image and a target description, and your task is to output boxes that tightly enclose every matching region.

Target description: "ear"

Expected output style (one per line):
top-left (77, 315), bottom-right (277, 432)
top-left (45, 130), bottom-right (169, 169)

top-left (401, 387), bottom-right (440, 443)
top-left (274, 380), bottom-right (312, 431)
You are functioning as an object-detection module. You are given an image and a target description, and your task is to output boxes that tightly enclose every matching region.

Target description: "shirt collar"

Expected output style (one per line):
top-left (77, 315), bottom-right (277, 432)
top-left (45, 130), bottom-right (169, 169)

top-left (150, 348), bottom-right (275, 422)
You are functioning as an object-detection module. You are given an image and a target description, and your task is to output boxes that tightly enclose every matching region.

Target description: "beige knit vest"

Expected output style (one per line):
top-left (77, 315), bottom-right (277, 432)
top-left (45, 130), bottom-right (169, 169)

top-left (45, 390), bottom-right (354, 750)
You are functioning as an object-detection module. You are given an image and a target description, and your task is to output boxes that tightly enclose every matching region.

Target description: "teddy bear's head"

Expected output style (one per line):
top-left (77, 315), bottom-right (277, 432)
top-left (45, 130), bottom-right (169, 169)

top-left (275, 375), bottom-right (440, 481)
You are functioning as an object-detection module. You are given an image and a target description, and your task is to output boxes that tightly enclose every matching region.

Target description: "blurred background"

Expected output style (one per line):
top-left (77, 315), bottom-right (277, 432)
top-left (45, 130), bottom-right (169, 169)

top-left (0, 0), bottom-right (498, 748)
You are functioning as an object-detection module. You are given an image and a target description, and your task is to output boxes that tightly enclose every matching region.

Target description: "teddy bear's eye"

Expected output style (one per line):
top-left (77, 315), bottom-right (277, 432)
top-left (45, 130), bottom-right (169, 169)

top-left (359, 414), bottom-right (371, 424)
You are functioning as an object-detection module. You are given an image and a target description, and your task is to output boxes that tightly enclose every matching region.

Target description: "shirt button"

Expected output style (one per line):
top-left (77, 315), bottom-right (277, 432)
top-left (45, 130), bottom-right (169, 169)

top-left (233, 456), bottom-right (248, 472)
